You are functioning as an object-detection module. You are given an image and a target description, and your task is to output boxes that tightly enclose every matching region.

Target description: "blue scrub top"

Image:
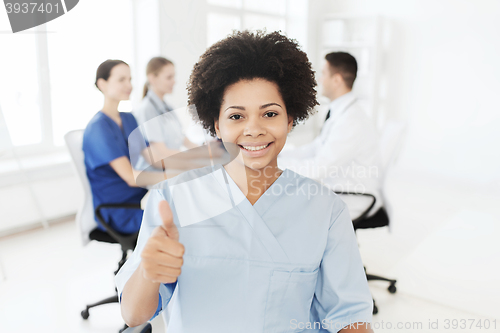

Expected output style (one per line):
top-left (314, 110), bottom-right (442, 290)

top-left (83, 111), bottom-right (147, 234)
top-left (116, 165), bottom-right (373, 332)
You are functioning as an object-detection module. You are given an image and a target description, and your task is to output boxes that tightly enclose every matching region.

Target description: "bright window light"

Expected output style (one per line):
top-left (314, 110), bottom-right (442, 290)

top-left (46, 0), bottom-right (134, 146)
top-left (244, 0), bottom-right (286, 16)
top-left (243, 14), bottom-right (286, 32)
top-left (0, 33), bottom-right (42, 147)
top-left (207, 12), bottom-right (241, 46)
top-left (208, 0), bottom-right (242, 8)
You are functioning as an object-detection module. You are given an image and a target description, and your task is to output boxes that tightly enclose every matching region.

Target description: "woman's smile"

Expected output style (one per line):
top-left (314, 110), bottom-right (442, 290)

top-left (238, 141), bottom-right (274, 157)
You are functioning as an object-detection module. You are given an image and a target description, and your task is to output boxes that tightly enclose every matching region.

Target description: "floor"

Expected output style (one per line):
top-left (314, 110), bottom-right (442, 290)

top-left (0, 169), bottom-right (499, 333)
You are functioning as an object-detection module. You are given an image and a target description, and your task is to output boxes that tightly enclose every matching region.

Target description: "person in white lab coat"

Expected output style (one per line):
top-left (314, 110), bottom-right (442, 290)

top-left (279, 52), bottom-right (383, 219)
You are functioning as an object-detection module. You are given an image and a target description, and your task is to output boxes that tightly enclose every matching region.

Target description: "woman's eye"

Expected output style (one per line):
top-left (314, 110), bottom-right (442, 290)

top-left (229, 114), bottom-right (242, 120)
top-left (264, 111), bottom-right (278, 118)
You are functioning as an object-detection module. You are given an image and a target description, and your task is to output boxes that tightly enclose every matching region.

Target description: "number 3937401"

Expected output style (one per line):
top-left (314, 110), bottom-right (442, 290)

top-left (5, 2), bottom-right (61, 14)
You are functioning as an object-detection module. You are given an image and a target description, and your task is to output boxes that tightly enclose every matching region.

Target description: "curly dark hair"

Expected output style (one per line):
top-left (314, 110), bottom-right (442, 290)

top-left (187, 30), bottom-right (318, 136)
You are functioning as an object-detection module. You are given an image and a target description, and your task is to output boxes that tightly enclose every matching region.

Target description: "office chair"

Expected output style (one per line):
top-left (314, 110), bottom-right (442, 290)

top-left (335, 120), bottom-right (407, 314)
top-left (121, 322), bottom-right (153, 333)
top-left (64, 130), bottom-right (142, 331)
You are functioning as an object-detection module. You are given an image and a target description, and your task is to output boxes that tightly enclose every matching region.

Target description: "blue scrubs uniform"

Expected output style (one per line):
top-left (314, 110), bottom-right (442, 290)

top-left (116, 164), bottom-right (373, 332)
top-left (83, 111), bottom-right (147, 234)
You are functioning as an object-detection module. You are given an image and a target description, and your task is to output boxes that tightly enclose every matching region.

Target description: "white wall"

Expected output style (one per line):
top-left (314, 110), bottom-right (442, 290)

top-left (158, 0), bottom-right (208, 113)
top-left (0, 163), bottom-right (82, 235)
top-left (324, 0), bottom-right (500, 193)
top-left (131, 0), bottom-right (162, 106)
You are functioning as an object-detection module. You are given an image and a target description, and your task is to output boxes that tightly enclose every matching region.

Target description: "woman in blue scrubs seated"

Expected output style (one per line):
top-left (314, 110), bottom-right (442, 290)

top-left (83, 59), bottom-right (148, 235)
top-left (116, 32), bottom-right (374, 332)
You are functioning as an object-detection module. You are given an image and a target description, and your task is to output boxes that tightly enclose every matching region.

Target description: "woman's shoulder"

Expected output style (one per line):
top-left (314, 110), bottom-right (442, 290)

top-left (82, 112), bottom-right (114, 151)
top-left (86, 110), bottom-right (105, 124)
top-left (120, 111), bottom-right (138, 121)
top-left (133, 97), bottom-right (156, 122)
top-left (281, 168), bottom-right (344, 212)
top-left (83, 111), bottom-right (108, 135)
top-left (282, 169), bottom-right (338, 196)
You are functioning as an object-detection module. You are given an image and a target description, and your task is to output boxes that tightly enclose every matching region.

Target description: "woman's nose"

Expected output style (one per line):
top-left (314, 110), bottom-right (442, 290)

top-left (243, 117), bottom-right (266, 137)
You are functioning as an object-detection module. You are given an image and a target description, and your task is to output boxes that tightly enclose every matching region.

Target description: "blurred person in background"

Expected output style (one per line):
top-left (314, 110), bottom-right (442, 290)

top-left (83, 59), bottom-right (164, 234)
top-left (133, 57), bottom-right (223, 170)
top-left (279, 52), bottom-right (383, 220)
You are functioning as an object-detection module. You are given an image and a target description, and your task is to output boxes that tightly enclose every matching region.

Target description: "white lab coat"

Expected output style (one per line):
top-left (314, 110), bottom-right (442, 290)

top-left (134, 90), bottom-right (185, 150)
top-left (279, 92), bottom-right (383, 219)
top-left (132, 90), bottom-right (186, 171)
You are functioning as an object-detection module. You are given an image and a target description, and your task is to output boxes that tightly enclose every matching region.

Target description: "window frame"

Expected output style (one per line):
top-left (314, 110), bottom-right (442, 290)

top-left (206, 1), bottom-right (291, 46)
top-left (1, 23), bottom-right (60, 157)
top-left (4, 2), bottom-right (136, 158)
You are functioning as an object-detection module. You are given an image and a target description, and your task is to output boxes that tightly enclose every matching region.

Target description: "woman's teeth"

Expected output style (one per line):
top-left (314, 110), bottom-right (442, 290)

top-left (241, 143), bottom-right (270, 151)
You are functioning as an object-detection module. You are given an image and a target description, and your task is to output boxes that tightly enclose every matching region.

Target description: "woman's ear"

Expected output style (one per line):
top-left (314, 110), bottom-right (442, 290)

top-left (147, 73), bottom-right (156, 86)
top-left (96, 78), bottom-right (106, 93)
top-left (287, 116), bottom-right (293, 133)
top-left (214, 120), bottom-right (221, 139)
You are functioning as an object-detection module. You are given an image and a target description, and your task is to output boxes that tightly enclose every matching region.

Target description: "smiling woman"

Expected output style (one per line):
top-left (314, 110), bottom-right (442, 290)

top-left (187, 30), bottom-right (319, 199)
top-left (116, 30), bottom-right (374, 333)
top-left (215, 79), bottom-right (291, 178)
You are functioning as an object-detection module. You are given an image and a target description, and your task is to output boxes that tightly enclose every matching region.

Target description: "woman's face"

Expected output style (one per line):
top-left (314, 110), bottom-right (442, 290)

top-left (99, 63), bottom-right (132, 101)
top-left (215, 78), bottom-right (293, 171)
top-left (149, 63), bottom-right (176, 96)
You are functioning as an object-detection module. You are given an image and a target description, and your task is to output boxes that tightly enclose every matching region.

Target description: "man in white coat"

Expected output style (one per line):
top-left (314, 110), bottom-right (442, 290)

top-left (279, 52), bottom-right (383, 220)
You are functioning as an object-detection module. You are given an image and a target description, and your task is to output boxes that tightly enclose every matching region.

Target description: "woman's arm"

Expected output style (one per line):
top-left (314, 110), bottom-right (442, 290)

top-left (120, 200), bottom-right (184, 327)
top-left (141, 141), bottom-right (222, 171)
top-left (311, 201), bottom-right (374, 331)
top-left (142, 142), bottom-right (180, 169)
top-left (109, 156), bottom-right (139, 187)
top-left (121, 264), bottom-right (162, 327)
top-left (183, 137), bottom-right (199, 149)
top-left (109, 156), bottom-right (173, 187)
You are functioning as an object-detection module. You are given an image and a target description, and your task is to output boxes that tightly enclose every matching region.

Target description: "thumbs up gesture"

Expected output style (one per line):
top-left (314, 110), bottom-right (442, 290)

top-left (140, 200), bottom-right (185, 284)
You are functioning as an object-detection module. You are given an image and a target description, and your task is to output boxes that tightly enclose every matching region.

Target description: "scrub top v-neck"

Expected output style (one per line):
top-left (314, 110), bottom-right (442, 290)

top-left (83, 111), bottom-right (147, 234)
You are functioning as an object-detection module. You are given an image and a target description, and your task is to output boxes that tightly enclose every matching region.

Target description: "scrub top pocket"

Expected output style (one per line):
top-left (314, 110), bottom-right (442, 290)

top-left (264, 268), bottom-right (319, 332)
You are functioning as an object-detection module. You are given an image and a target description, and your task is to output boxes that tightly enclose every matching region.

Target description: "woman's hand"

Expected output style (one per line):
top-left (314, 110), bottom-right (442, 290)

top-left (139, 200), bottom-right (184, 284)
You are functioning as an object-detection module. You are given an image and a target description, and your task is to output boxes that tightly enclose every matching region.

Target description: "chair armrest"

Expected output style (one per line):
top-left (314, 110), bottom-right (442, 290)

top-left (333, 191), bottom-right (376, 226)
top-left (95, 203), bottom-right (142, 250)
top-left (121, 322), bottom-right (152, 333)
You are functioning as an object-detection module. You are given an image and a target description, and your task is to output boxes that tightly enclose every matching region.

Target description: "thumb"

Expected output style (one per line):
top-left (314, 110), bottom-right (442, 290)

top-left (158, 200), bottom-right (179, 241)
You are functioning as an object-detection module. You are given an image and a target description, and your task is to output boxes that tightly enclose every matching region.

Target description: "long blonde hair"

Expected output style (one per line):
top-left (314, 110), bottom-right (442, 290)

top-left (143, 57), bottom-right (173, 98)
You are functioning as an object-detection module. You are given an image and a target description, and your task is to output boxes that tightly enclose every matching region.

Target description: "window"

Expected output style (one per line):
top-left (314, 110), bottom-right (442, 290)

top-left (206, 0), bottom-right (308, 50)
top-left (243, 14), bottom-right (286, 32)
top-left (207, 0), bottom-right (242, 8)
top-left (207, 12), bottom-right (241, 46)
top-left (46, 0), bottom-right (134, 146)
top-left (243, 0), bottom-right (286, 15)
top-left (0, 0), bottom-right (135, 150)
top-left (0, 31), bottom-right (42, 147)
